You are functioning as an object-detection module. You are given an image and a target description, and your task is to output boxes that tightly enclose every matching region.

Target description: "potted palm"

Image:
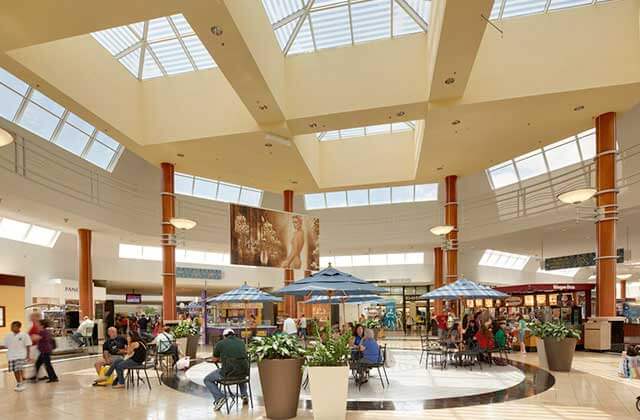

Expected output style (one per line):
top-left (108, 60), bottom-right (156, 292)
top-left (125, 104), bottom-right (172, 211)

top-left (306, 325), bottom-right (352, 420)
top-left (248, 334), bottom-right (306, 419)
top-left (172, 319), bottom-right (200, 359)
top-left (528, 321), bottom-right (581, 372)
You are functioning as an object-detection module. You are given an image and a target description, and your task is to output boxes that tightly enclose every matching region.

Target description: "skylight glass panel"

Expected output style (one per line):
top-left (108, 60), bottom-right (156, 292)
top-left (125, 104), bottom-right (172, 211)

top-left (274, 19), bottom-right (298, 50)
top-left (391, 122), bottom-right (413, 133)
top-left (392, 185), bottom-right (414, 203)
top-left (18, 101), bottom-right (61, 140)
top-left (548, 0), bottom-right (592, 11)
top-left (352, 255), bottom-right (370, 266)
top-left (340, 127), bottom-right (366, 138)
top-left (0, 68), bottom-right (29, 95)
top-left (320, 256), bottom-right (335, 267)
top-left (405, 252), bottom-right (424, 264)
top-left (370, 187), bottom-right (391, 205)
top-left (370, 254), bottom-right (388, 265)
top-left (84, 141), bottom-right (116, 169)
top-left (55, 123), bottom-right (91, 155)
top-left (578, 129), bottom-right (596, 161)
top-left (489, 162), bottom-right (519, 189)
top-left (261, 0), bottom-right (303, 24)
top-left (310, 6), bottom-right (351, 50)
top-left (320, 130), bottom-right (340, 141)
top-left (388, 253), bottom-right (405, 265)
top-left (24, 225), bottom-right (58, 247)
top-left (544, 137), bottom-right (581, 171)
top-left (347, 189), bottom-right (369, 207)
top-left (414, 183), bottom-right (438, 201)
top-left (217, 182), bottom-right (241, 203)
top-left (490, 0), bottom-right (504, 19)
top-left (92, 14), bottom-right (216, 80)
top-left (514, 150), bottom-right (547, 181)
top-left (142, 245), bottom-right (162, 261)
top-left (119, 243), bottom-right (142, 259)
top-left (537, 267), bottom-right (580, 277)
top-left (30, 90), bottom-right (65, 117)
top-left (351, 0), bottom-right (391, 44)
top-left (0, 218), bottom-right (31, 241)
top-left (317, 121), bottom-right (418, 141)
top-left (95, 132), bottom-right (120, 150)
top-left (175, 173), bottom-right (195, 195)
top-left (393, 1), bottom-right (425, 36)
top-left (289, 18), bottom-right (315, 54)
top-left (66, 113), bottom-right (94, 135)
top-left (365, 124), bottom-right (391, 135)
top-left (239, 188), bottom-right (263, 207)
top-left (193, 178), bottom-right (218, 199)
top-left (479, 249), bottom-right (530, 270)
top-left (305, 193), bottom-right (326, 210)
top-left (0, 84), bottom-right (23, 121)
top-left (501, 0), bottom-right (547, 18)
top-left (325, 190), bottom-right (348, 208)
top-left (335, 255), bottom-right (353, 266)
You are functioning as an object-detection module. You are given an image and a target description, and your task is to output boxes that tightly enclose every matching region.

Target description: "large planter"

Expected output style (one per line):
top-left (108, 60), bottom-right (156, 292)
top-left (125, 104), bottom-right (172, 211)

top-left (186, 335), bottom-right (200, 359)
top-left (308, 366), bottom-right (349, 420)
top-left (543, 337), bottom-right (577, 372)
top-left (535, 337), bottom-right (549, 370)
top-left (258, 358), bottom-right (304, 419)
top-left (176, 337), bottom-right (188, 356)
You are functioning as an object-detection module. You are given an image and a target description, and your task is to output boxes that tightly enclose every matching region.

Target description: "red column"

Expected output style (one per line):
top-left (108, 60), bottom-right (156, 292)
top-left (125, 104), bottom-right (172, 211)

top-left (445, 175), bottom-right (458, 283)
top-left (595, 112), bottom-right (617, 317)
top-left (433, 247), bottom-right (444, 314)
top-left (78, 228), bottom-right (93, 318)
top-left (283, 190), bottom-right (297, 317)
top-left (161, 162), bottom-right (177, 321)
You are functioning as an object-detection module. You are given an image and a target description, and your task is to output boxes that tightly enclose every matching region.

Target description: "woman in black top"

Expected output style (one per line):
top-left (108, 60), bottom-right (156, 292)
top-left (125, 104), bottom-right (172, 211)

top-left (99, 331), bottom-right (147, 388)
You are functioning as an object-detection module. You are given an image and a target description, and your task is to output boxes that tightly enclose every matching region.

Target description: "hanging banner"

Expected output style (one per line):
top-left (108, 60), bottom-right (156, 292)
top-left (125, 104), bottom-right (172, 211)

top-left (230, 204), bottom-right (320, 270)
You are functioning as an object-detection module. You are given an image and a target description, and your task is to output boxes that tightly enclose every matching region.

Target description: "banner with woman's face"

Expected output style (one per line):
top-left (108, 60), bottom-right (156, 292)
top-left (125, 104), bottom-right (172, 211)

top-left (229, 204), bottom-right (320, 270)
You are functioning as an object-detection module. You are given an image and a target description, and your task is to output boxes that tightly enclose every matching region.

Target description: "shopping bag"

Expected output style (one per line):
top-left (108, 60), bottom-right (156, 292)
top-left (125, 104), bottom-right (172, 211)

top-left (95, 365), bottom-right (115, 386)
top-left (176, 356), bottom-right (190, 370)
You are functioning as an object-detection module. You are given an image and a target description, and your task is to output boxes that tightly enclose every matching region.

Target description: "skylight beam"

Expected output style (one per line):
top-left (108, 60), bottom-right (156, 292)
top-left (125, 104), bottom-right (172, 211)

top-left (114, 40), bottom-right (144, 60)
top-left (347, 0), bottom-right (356, 45)
top-left (136, 23), bottom-right (148, 81)
top-left (145, 44), bottom-right (168, 77)
top-left (273, 8), bottom-right (306, 29)
top-left (284, 0), bottom-right (316, 54)
top-left (394, 0), bottom-right (428, 31)
top-left (167, 17), bottom-right (198, 72)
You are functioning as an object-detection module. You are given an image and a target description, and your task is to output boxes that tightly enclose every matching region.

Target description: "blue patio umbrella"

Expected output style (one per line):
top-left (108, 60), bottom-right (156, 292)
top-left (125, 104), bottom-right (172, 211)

top-left (207, 284), bottom-right (281, 340)
top-left (274, 266), bottom-right (385, 297)
top-left (420, 278), bottom-right (509, 300)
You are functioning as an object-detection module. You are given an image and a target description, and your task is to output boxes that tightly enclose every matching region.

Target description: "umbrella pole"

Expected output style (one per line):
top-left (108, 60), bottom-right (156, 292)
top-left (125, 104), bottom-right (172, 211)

top-left (244, 300), bottom-right (248, 344)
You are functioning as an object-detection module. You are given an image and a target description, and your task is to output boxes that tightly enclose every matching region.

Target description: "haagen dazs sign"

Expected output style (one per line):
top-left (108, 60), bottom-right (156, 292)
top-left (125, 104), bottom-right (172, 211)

top-left (504, 296), bottom-right (523, 307)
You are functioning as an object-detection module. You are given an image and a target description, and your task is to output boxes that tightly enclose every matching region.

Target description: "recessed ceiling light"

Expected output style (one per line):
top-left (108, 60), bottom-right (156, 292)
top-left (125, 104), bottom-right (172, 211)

top-left (451, 120), bottom-right (461, 125)
top-left (177, 153), bottom-right (185, 158)
top-left (396, 111), bottom-right (405, 117)
top-left (0, 127), bottom-right (14, 147)
top-left (210, 26), bottom-right (223, 36)
top-left (291, 180), bottom-right (298, 185)
top-left (573, 105), bottom-right (584, 111)
top-left (259, 104), bottom-right (268, 111)
top-left (445, 77), bottom-right (455, 85)
top-left (309, 122), bottom-right (317, 128)
top-left (265, 143), bottom-right (273, 148)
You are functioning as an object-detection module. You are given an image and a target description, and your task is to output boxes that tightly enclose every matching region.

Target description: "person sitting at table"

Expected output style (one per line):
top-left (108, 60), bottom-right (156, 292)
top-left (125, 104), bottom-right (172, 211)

top-left (474, 322), bottom-right (495, 360)
top-left (350, 324), bottom-right (365, 359)
top-left (96, 331), bottom-right (147, 389)
top-left (359, 329), bottom-right (381, 364)
top-left (94, 327), bottom-right (127, 376)
top-left (494, 321), bottom-right (507, 349)
top-left (446, 322), bottom-right (460, 349)
top-left (152, 326), bottom-right (179, 365)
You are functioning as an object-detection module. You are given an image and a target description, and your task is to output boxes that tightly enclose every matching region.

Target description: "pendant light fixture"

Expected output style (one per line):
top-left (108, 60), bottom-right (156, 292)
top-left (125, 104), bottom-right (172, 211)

top-left (0, 127), bottom-right (14, 147)
top-left (557, 188), bottom-right (597, 205)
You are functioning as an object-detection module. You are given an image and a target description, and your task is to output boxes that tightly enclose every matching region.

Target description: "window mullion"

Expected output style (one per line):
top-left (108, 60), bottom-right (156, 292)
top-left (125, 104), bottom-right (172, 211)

top-left (347, 0), bottom-right (355, 45)
top-left (12, 86), bottom-right (32, 124)
top-left (80, 128), bottom-right (99, 159)
top-left (50, 110), bottom-right (69, 144)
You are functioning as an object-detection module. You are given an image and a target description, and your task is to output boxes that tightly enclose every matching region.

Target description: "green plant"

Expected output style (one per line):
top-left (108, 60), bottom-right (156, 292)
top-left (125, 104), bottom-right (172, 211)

top-left (527, 321), bottom-right (581, 341)
top-left (363, 318), bottom-right (381, 329)
top-left (172, 319), bottom-right (199, 338)
top-left (306, 324), bottom-right (351, 367)
top-left (248, 334), bottom-right (306, 362)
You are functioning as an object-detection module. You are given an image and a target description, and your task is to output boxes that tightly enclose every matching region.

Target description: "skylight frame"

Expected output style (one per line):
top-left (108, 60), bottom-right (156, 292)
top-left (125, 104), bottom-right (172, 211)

top-left (320, 251), bottom-right (424, 267)
top-left (478, 249), bottom-right (530, 270)
top-left (119, 243), bottom-right (231, 266)
top-left (486, 128), bottom-right (596, 190)
top-left (317, 120), bottom-right (416, 141)
top-left (490, 0), bottom-right (608, 21)
top-left (0, 67), bottom-right (125, 172)
top-left (174, 172), bottom-right (264, 207)
top-left (91, 14), bottom-right (217, 80)
top-left (0, 216), bottom-right (61, 248)
top-left (304, 182), bottom-right (438, 210)
top-left (263, 0), bottom-right (430, 56)
top-left (537, 267), bottom-right (580, 277)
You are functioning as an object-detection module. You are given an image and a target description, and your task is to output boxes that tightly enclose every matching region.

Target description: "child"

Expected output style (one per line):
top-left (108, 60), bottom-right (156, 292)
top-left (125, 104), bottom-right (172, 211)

top-left (3, 321), bottom-right (32, 391)
top-left (619, 345), bottom-right (640, 379)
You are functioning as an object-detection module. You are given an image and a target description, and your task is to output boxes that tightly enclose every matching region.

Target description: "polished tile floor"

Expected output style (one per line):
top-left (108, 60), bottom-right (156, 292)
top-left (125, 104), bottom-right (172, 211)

top-left (1, 347), bottom-right (639, 419)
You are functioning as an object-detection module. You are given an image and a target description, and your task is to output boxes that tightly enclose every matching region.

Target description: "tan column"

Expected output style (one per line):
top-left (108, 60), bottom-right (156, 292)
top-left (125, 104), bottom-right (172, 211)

top-left (433, 247), bottom-right (444, 314)
top-left (161, 162), bottom-right (177, 321)
top-left (595, 112), bottom-right (617, 317)
top-left (445, 175), bottom-right (458, 283)
top-left (283, 190), bottom-right (297, 317)
top-left (78, 228), bottom-right (93, 318)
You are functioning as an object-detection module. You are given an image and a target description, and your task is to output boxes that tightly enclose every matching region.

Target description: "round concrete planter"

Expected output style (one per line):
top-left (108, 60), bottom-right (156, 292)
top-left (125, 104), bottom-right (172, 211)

top-left (543, 337), bottom-right (577, 372)
top-left (258, 358), bottom-right (303, 419)
top-left (309, 365), bottom-right (349, 420)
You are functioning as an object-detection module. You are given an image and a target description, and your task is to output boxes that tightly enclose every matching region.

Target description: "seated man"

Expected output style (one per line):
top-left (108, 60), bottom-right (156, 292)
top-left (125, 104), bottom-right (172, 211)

top-left (359, 328), bottom-right (381, 364)
top-left (204, 328), bottom-right (250, 411)
top-left (72, 316), bottom-right (94, 347)
top-left (94, 327), bottom-right (127, 377)
top-left (152, 326), bottom-right (179, 364)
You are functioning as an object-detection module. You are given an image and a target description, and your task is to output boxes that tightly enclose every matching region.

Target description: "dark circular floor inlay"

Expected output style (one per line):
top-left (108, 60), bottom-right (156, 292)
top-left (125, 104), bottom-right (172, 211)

top-left (162, 359), bottom-right (554, 411)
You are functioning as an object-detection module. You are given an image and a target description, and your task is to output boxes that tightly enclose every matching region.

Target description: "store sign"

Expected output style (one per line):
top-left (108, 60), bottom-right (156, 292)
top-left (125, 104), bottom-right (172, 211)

top-left (544, 248), bottom-right (624, 270)
top-left (505, 296), bottom-right (523, 307)
top-left (176, 267), bottom-right (223, 280)
top-left (553, 284), bottom-right (575, 290)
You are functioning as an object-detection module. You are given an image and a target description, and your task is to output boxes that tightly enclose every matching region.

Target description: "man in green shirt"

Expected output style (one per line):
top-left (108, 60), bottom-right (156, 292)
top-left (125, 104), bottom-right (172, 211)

top-left (204, 329), bottom-right (250, 411)
top-left (494, 321), bottom-right (508, 349)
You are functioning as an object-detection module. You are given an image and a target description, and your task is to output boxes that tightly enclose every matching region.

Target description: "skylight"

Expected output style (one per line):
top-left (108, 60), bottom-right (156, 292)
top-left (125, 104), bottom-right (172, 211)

top-left (321, 252), bottom-right (424, 267)
top-left (174, 172), bottom-right (263, 207)
top-left (490, 0), bottom-right (610, 20)
top-left (0, 67), bottom-right (124, 171)
top-left (537, 267), bottom-right (580, 277)
top-left (262, 0), bottom-right (430, 55)
top-left (91, 14), bottom-right (216, 80)
top-left (119, 243), bottom-right (231, 266)
top-left (0, 216), bottom-right (61, 248)
top-left (305, 183), bottom-right (438, 210)
top-left (317, 121), bottom-right (415, 141)
top-left (486, 129), bottom-right (595, 190)
top-left (478, 249), bottom-right (530, 270)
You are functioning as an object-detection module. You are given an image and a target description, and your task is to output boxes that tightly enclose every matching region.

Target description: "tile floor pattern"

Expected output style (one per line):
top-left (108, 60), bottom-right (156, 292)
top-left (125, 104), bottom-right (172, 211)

top-left (1, 347), bottom-right (640, 419)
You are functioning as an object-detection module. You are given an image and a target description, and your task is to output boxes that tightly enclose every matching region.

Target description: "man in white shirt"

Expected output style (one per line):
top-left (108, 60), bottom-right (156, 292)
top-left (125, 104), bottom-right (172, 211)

top-left (72, 316), bottom-right (95, 347)
top-left (283, 315), bottom-right (297, 335)
top-left (3, 320), bottom-right (32, 391)
top-left (298, 315), bottom-right (307, 339)
top-left (152, 326), bottom-right (179, 364)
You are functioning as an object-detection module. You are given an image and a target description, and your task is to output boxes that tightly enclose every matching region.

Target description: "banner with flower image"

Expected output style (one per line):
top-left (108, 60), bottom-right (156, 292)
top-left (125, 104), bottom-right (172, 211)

top-left (230, 204), bottom-right (320, 271)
